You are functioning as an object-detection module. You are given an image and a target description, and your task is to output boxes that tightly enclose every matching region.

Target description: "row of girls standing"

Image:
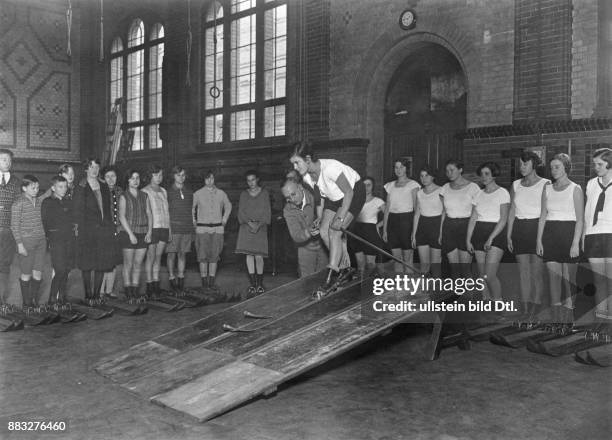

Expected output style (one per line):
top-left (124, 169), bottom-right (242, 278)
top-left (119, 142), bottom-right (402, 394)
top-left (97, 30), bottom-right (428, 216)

top-left (394, 149), bottom-right (612, 324)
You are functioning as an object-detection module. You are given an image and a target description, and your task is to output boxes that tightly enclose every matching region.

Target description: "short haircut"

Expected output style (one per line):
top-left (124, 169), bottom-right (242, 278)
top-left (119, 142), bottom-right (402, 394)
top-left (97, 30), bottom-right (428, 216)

top-left (244, 169), bottom-right (258, 179)
top-left (58, 163), bottom-right (74, 175)
top-left (21, 174), bottom-right (39, 189)
top-left (477, 161), bottom-right (501, 177)
top-left (147, 164), bottom-right (163, 178)
top-left (171, 165), bottom-right (186, 176)
top-left (520, 151), bottom-right (541, 168)
top-left (419, 165), bottom-right (437, 177)
top-left (203, 169), bottom-right (215, 179)
top-left (445, 159), bottom-right (464, 171)
top-left (123, 168), bottom-right (140, 188)
top-left (291, 141), bottom-right (317, 162)
top-left (362, 176), bottom-right (375, 187)
top-left (101, 165), bottom-right (118, 178)
top-left (393, 157), bottom-right (411, 169)
top-left (551, 153), bottom-right (572, 174)
top-left (83, 158), bottom-right (100, 169)
top-left (593, 147), bottom-right (612, 170)
top-left (0, 148), bottom-right (14, 159)
top-left (50, 175), bottom-right (67, 186)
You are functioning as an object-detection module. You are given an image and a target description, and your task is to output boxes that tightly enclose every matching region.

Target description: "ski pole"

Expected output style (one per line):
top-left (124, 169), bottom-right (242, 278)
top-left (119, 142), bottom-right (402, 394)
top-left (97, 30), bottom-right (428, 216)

top-left (340, 227), bottom-right (425, 275)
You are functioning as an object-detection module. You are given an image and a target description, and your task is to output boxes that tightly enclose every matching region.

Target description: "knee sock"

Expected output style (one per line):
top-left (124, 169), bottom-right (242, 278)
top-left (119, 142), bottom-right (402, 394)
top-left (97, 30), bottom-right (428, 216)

top-left (30, 278), bottom-right (41, 306)
top-left (93, 271), bottom-right (104, 298)
top-left (82, 270), bottom-right (92, 299)
top-left (50, 270), bottom-right (67, 304)
top-left (0, 272), bottom-right (8, 303)
top-left (19, 279), bottom-right (31, 307)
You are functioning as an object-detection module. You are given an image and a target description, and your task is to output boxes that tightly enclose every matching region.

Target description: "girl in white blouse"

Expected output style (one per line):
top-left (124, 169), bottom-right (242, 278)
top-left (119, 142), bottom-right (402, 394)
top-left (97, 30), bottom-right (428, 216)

top-left (537, 153), bottom-right (584, 324)
top-left (411, 166), bottom-right (442, 276)
top-left (439, 160), bottom-right (480, 275)
top-left (383, 158), bottom-right (420, 273)
top-left (582, 148), bottom-right (612, 320)
top-left (466, 162), bottom-right (510, 301)
top-left (507, 151), bottom-right (549, 319)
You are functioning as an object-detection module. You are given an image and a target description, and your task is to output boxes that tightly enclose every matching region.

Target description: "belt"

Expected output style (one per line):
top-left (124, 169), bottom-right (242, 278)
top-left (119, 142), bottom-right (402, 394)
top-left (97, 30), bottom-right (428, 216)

top-left (197, 222), bottom-right (222, 227)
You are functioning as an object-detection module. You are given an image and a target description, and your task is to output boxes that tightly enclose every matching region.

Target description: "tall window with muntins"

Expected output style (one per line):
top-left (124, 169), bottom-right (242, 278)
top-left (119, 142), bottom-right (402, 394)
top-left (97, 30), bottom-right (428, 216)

top-left (108, 18), bottom-right (165, 152)
top-left (203, 0), bottom-right (287, 145)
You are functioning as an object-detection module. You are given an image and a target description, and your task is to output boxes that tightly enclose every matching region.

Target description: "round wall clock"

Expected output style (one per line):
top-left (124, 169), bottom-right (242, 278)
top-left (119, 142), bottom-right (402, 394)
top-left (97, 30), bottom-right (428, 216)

top-left (399, 9), bottom-right (417, 30)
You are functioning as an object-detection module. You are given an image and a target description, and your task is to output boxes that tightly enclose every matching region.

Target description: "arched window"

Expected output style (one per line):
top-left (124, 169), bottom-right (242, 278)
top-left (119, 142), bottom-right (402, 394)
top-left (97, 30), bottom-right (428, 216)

top-left (108, 18), bottom-right (165, 151)
top-left (202, 0), bottom-right (287, 144)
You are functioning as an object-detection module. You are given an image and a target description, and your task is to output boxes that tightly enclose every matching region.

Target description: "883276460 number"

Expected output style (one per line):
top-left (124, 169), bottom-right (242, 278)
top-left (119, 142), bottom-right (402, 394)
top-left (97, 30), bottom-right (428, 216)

top-left (7, 421), bottom-right (67, 432)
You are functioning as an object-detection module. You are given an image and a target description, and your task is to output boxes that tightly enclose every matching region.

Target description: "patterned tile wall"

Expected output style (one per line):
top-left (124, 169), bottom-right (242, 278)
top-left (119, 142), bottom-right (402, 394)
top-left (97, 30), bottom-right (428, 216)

top-left (0, 0), bottom-right (80, 161)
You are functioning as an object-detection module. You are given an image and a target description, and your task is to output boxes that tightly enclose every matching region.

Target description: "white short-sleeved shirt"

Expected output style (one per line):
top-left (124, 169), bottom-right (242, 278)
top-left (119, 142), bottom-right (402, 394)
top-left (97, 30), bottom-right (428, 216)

top-left (545, 182), bottom-right (579, 221)
top-left (584, 177), bottom-right (612, 235)
top-left (440, 182), bottom-right (480, 218)
top-left (512, 178), bottom-right (550, 219)
top-left (472, 187), bottom-right (510, 222)
top-left (384, 179), bottom-right (420, 213)
top-left (417, 187), bottom-right (443, 217)
top-left (357, 197), bottom-right (384, 224)
top-left (302, 159), bottom-right (360, 202)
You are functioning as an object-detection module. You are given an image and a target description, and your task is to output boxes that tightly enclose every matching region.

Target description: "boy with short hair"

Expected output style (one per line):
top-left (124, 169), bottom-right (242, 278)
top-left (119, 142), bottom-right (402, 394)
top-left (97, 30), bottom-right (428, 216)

top-left (11, 175), bottom-right (46, 310)
top-left (0, 148), bottom-right (19, 306)
top-left (41, 175), bottom-right (76, 305)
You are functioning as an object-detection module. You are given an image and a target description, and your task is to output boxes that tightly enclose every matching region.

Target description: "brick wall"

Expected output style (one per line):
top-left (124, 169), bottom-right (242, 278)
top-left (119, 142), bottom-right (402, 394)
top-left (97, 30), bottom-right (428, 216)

top-left (571, 0), bottom-right (599, 118)
top-left (513, 0), bottom-right (572, 121)
top-left (328, 0), bottom-right (515, 183)
top-left (463, 123), bottom-right (612, 189)
top-left (0, 0), bottom-right (81, 181)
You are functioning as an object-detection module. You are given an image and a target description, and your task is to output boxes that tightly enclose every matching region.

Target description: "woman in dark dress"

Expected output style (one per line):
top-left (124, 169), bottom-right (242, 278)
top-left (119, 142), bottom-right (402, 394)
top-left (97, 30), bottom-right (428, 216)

top-left (73, 158), bottom-right (116, 304)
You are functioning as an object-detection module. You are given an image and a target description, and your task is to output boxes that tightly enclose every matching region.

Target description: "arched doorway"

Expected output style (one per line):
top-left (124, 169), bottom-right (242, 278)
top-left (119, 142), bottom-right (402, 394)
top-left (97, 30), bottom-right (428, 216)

top-left (383, 44), bottom-right (467, 181)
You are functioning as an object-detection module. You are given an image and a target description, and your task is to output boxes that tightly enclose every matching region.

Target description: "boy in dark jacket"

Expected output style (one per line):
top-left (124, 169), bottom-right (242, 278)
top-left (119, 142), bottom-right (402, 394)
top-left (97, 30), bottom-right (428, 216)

top-left (41, 176), bottom-right (76, 305)
top-left (0, 149), bottom-right (19, 307)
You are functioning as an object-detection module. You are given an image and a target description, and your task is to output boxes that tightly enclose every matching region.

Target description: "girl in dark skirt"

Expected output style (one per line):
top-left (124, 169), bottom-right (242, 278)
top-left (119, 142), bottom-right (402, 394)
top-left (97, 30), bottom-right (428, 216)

top-left (411, 166), bottom-right (442, 277)
top-left (507, 151), bottom-right (549, 319)
top-left (73, 158), bottom-right (116, 304)
top-left (536, 154), bottom-right (584, 323)
top-left (383, 158), bottom-right (420, 273)
top-left (466, 162), bottom-right (510, 301)
top-left (583, 148), bottom-right (612, 320)
top-left (348, 176), bottom-right (385, 274)
top-left (439, 160), bottom-right (480, 276)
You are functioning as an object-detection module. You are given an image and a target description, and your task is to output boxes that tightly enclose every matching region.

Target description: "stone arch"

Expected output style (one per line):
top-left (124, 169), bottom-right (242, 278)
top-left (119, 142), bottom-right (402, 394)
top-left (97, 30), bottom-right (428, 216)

top-left (353, 29), bottom-right (479, 182)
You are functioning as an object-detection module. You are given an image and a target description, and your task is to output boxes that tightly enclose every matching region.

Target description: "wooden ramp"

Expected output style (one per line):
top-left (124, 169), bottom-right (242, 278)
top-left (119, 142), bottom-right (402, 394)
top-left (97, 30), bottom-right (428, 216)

top-left (95, 270), bottom-right (437, 422)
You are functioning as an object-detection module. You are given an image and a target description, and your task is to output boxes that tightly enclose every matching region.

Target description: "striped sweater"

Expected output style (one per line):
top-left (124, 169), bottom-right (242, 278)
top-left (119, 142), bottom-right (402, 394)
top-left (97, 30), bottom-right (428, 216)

top-left (11, 193), bottom-right (45, 244)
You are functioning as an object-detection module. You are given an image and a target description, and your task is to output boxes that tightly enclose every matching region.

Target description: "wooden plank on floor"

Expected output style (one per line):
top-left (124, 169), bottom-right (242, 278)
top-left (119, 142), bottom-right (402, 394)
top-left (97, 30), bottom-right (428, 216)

top-left (152, 360), bottom-right (284, 422)
top-left (95, 341), bottom-right (180, 382)
top-left (203, 281), bottom-right (365, 356)
top-left (152, 269), bottom-right (330, 351)
top-left (122, 348), bottom-right (235, 398)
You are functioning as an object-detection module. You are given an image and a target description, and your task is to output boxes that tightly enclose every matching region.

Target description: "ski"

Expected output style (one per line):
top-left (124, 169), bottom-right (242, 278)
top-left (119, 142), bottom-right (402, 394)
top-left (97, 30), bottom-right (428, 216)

top-left (0, 315), bottom-right (23, 331)
top-left (68, 301), bottom-right (113, 320)
top-left (584, 344), bottom-right (612, 367)
top-left (101, 298), bottom-right (147, 315)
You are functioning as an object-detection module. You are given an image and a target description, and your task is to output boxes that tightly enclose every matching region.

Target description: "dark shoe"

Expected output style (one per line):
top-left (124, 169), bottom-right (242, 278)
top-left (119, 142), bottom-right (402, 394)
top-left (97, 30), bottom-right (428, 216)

top-left (256, 274), bottom-right (265, 294)
top-left (208, 276), bottom-right (219, 291)
top-left (336, 267), bottom-right (355, 285)
top-left (322, 269), bottom-right (339, 290)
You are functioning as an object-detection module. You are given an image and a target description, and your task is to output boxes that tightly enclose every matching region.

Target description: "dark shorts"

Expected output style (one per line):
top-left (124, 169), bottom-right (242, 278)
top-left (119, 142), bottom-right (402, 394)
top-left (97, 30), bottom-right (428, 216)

top-left (322, 180), bottom-right (367, 220)
top-left (472, 221), bottom-right (507, 252)
top-left (48, 235), bottom-right (76, 272)
top-left (584, 233), bottom-right (612, 259)
top-left (511, 218), bottom-right (539, 255)
top-left (543, 220), bottom-right (578, 263)
top-left (348, 222), bottom-right (387, 256)
top-left (387, 212), bottom-right (414, 250)
top-left (150, 228), bottom-right (169, 244)
top-left (441, 217), bottom-right (470, 254)
top-left (119, 231), bottom-right (148, 249)
top-left (415, 215), bottom-right (441, 249)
